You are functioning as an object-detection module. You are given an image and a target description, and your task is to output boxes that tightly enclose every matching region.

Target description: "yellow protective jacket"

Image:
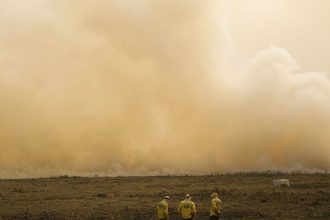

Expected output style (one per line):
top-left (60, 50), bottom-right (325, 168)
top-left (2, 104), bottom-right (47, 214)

top-left (210, 196), bottom-right (222, 216)
top-left (177, 199), bottom-right (196, 219)
top-left (157, 199), bottom-right (169, 220)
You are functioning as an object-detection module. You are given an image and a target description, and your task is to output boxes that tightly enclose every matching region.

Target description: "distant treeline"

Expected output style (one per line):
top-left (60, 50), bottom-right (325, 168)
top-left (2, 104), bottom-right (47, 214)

top-left (46, 170), bottom-right (329, 179)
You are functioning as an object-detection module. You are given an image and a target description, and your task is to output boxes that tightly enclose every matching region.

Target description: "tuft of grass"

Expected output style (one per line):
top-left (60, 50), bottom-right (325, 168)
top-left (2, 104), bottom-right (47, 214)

top-left (96, 192), bottom-right (108, 198)
top-left (11, 187), bottom-right (25, 193)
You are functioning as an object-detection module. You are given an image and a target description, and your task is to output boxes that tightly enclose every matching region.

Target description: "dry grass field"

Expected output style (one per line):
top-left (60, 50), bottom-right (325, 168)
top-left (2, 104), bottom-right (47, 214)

top-left (0, 173), bottom-right (329, 219)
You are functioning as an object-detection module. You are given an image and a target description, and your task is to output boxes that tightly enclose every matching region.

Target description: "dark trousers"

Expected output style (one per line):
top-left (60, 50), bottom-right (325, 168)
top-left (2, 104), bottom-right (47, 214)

top-left (209, 215), bottom-right (220, 220)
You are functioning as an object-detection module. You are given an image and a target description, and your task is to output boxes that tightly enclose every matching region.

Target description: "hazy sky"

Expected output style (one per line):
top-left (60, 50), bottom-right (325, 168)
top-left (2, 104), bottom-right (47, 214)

top-left (1, 0), bottom-right (330, 178)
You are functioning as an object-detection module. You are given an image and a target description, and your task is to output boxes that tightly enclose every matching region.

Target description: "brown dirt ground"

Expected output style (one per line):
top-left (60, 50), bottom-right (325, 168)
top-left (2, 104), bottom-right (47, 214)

top-left (0, 173), bottom-right (329, 219)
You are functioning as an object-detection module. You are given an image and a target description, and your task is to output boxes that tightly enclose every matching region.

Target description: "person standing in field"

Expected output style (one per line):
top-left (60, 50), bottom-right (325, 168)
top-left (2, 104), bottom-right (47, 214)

top-left (209, 192), bottom-right (222, 220)
top-left (157, 195), bottom-right (170, 220)
top-left (177, 194), bottom-right (197, 220)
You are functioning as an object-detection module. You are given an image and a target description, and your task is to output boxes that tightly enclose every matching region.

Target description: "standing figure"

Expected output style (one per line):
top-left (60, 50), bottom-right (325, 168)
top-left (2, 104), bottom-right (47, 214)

top-left (177, 194), bottom-right (196, 220)
top-left (157, 195), bottom-right (170, 220)
top-left (209, 192), bottom-right (222, 220)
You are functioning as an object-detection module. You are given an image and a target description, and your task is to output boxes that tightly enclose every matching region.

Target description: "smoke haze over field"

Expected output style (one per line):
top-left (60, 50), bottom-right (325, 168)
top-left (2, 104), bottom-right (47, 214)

top-left (1, 0), bottom-right (330, 178)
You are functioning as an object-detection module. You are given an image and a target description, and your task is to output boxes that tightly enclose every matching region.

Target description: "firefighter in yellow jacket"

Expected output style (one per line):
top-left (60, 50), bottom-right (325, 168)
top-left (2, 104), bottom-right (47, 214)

top-left (209, 192), bottom-right (222, 220)
top-left (157, 195), bottom-right (170, 220)
top-left (177, 194), bottom-right (196, 220)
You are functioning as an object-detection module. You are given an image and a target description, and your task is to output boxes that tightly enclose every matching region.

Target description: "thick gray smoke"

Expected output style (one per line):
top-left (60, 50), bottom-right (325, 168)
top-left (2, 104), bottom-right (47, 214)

top-left (0, 0), bottom-right (330, 178)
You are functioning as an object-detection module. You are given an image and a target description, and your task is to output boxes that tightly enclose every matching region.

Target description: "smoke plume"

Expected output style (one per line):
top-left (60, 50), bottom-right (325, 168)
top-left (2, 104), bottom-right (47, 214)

top-left (1, 0), bottom-right (330, 178)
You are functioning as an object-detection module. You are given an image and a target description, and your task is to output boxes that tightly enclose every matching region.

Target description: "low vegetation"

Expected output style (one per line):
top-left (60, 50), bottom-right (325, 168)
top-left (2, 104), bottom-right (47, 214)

top-left (0, 173), bottom-right (329, 219)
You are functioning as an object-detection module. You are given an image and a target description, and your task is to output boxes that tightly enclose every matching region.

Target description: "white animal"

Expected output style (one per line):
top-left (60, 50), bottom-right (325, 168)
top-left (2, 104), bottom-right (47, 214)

top-left (272, 179), bottom-right (291, 187)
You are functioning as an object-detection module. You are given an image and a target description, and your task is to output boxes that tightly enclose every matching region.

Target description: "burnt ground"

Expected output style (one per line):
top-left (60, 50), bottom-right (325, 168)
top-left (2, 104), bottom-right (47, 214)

top-left (0, 173), bottom-right (329, 219)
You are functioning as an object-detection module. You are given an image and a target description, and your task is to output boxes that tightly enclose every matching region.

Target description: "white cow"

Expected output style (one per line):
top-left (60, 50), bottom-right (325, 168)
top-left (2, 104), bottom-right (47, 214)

top-left (272, 179), bottom-right (291, 187)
